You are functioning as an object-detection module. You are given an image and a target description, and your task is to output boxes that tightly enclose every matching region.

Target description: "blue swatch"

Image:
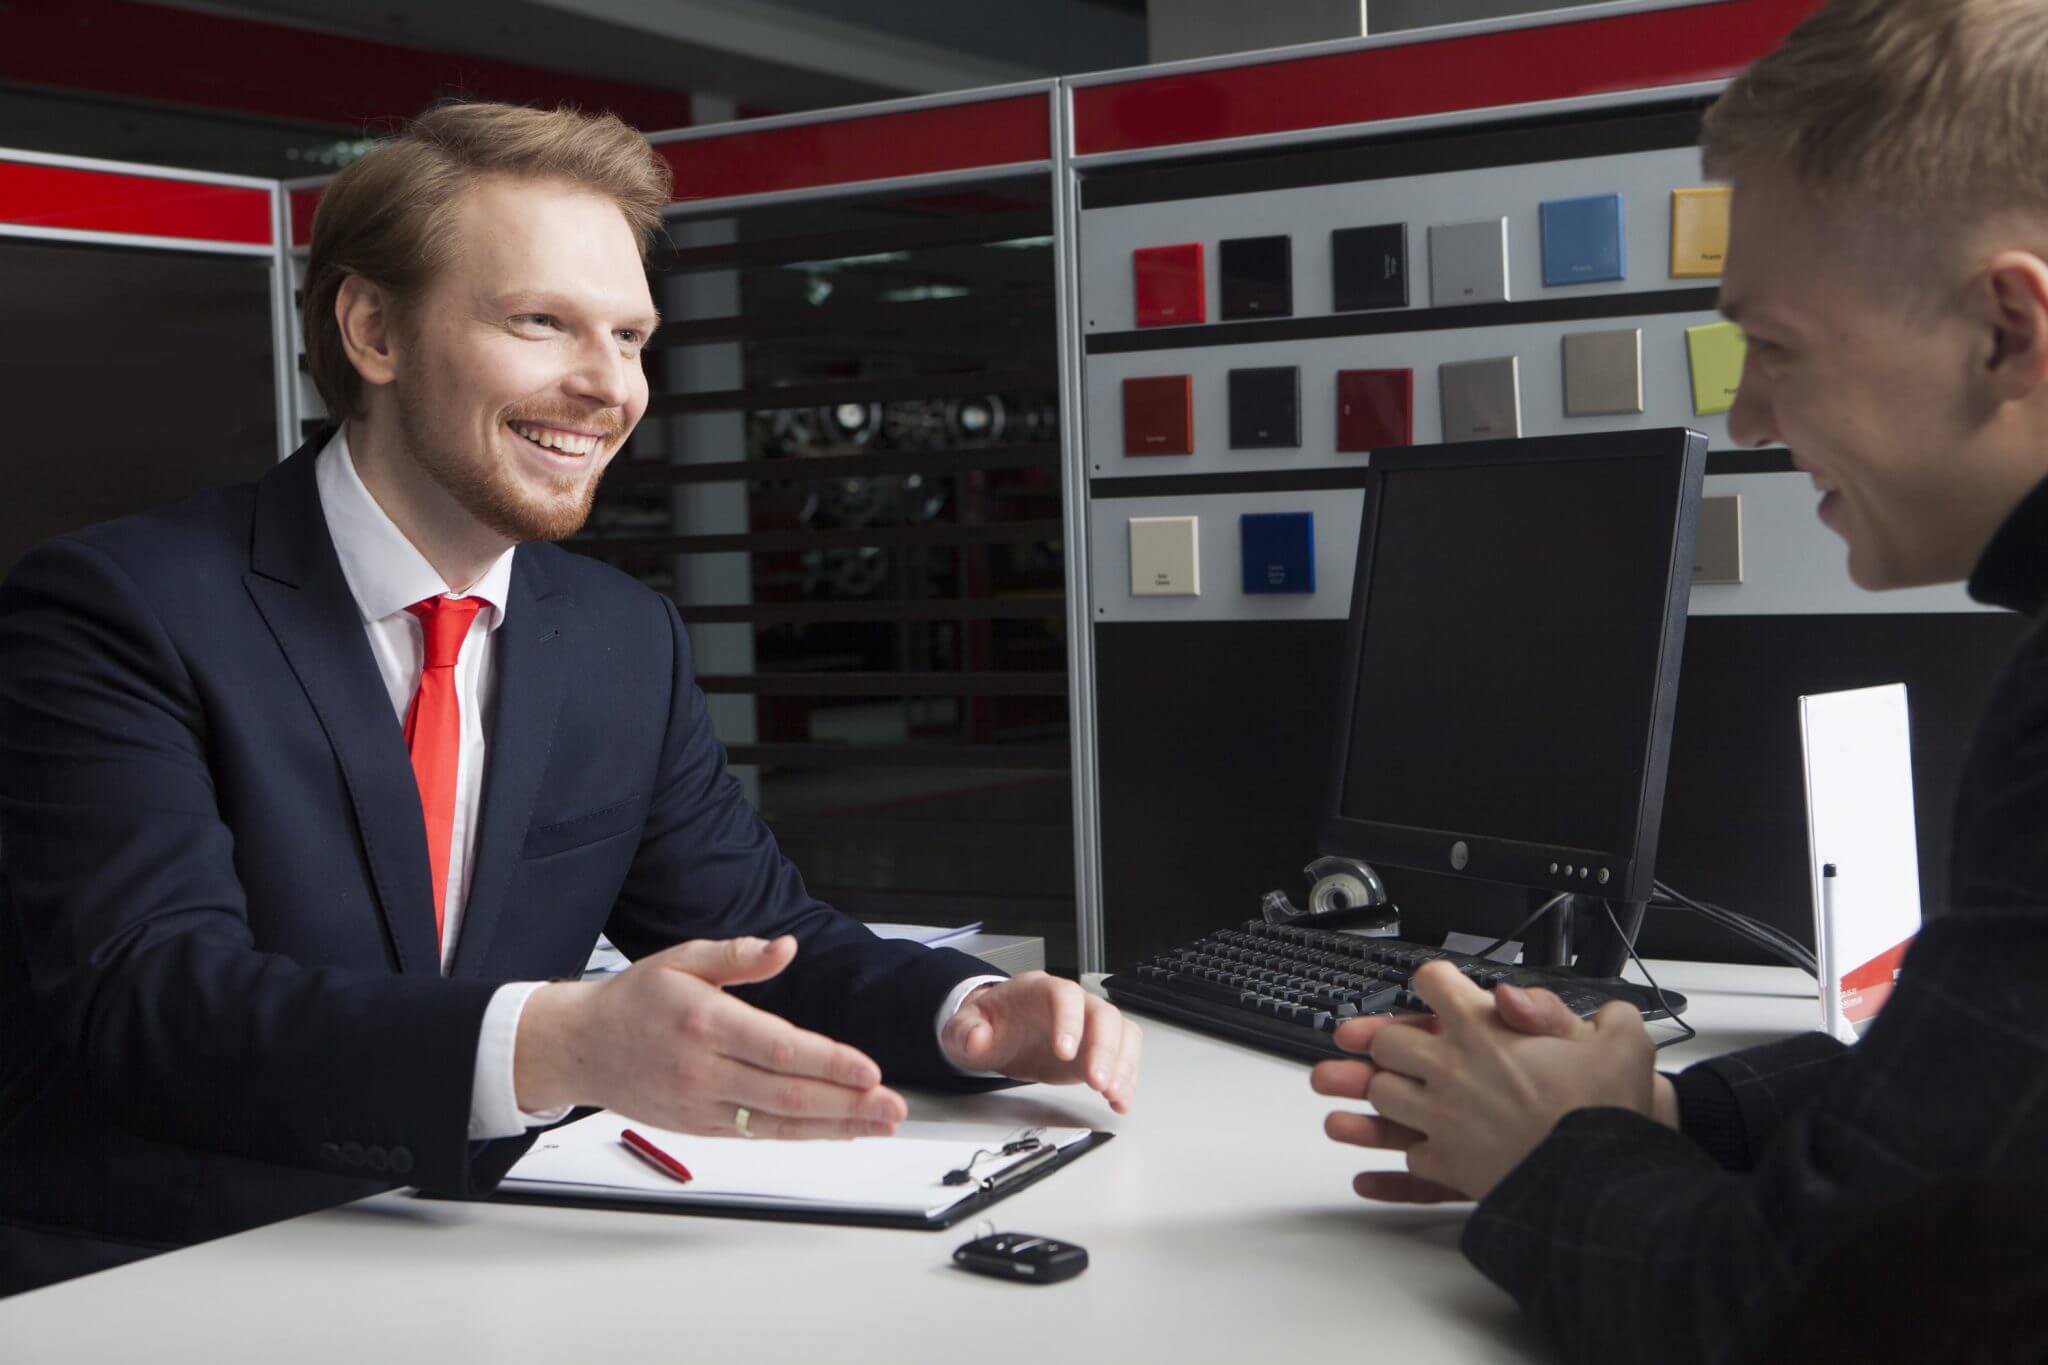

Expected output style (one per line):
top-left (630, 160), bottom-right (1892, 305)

top-left (1240, 512), bottom-right (1315, 595)
top-left (1540, 193), bottom-right (1625, 287)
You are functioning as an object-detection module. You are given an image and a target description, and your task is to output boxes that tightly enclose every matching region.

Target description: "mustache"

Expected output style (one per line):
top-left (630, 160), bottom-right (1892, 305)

top-left (503, 407), bottom-right (626, 439)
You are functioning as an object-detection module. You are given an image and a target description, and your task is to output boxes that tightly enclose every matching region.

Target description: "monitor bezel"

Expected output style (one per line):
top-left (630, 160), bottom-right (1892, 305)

top-left (1317, 427), bottom-right (1708, 904)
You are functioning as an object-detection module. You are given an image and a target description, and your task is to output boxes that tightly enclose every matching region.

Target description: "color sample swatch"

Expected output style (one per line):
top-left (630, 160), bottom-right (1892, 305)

top-left (1428, 218), bottom-right (1510, 305)
top-left (1540, 193), bottom-right (1625, 287)
top-left (1121, 374), bottom-right (1195, 456)
top-left (1562, 328), bottom-right (1644, 416)
top-left (1133, 243), bottom-right (1205, 327)
top-left (1227, 366), bottom-right (1301, 448)
top-left (1686, 321), bottom-right (1747, 415)
top-left (1670, 187), bottom-right (1731, 278)
top-left (1331, 223), bottom-right (1409, 312)
top-left (1240, 512), bottom-right (1316, 595)
top-left (1219, 234), bottom-right (1293, 319)
top-left (1129, 515), bottom-right (1200, 597)
top-left (1439, 355), bottom-right (1521, 442)
top-left (1335, 368), bottom-right (1413, 451)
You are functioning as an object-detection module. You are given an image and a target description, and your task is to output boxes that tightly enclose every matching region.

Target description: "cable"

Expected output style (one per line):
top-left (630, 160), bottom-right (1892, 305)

top-left (1652, 879), bottom-right (1818, 975)
top-left (1653, 880), bottom-right (1797, 950)
top-left (1651, 881), bottom-right (1813, 969)
top-left (1654, 895), bottom-right (1815, 973)
top-left (1470, 891), bottom-right (1572, 962)
top-left (1659, 881), bottom-right (1813, 967)
top-left (1601, 897), bottom-right (1698, 1051)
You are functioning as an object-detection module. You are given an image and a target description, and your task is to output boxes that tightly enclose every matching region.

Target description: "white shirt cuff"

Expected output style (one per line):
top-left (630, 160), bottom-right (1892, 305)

top-left (936, 974), bottom-right (1009, 1078)
top-left (470, 981), bottom-right (572, 1140)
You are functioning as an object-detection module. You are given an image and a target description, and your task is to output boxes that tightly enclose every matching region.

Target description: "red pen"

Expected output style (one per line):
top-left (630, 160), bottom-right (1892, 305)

top-left (620, 1128), bottom-right (693, 1184)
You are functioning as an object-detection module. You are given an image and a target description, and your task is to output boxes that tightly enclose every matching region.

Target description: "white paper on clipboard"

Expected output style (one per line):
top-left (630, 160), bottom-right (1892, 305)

top-left (1798, 682), bottom-right (1923, 1044)
top-left (502, 1112), bottom-right (1094, 1221)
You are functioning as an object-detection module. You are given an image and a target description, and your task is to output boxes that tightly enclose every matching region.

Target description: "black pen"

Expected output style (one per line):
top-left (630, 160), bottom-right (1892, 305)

top-left (979, 1141), bottom-right (1060, 1190)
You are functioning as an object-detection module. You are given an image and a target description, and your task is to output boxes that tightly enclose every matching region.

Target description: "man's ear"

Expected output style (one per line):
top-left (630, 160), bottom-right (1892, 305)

top-left (335, 275), bottom-right (401, 392)
top-left (1979, 250), bottom-right (2048, 402)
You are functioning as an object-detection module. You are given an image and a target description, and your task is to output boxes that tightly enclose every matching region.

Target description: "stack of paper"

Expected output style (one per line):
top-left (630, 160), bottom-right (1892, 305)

top-left (862, 922), bottom-right (983, 947)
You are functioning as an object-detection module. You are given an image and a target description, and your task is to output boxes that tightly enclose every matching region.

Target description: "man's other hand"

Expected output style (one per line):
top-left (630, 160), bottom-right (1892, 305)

top-left (516, 936), bottom-right (907, 1140)
top-left (940, 973), bottom-right (1142, 1113)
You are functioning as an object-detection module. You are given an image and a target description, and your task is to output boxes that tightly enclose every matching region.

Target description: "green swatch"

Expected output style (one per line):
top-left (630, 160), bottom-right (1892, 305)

top-left (1686, 321), bottom-right (1747, 416)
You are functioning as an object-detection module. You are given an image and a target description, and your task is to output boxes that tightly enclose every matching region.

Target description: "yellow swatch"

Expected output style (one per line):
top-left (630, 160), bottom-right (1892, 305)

top-left (1686, 321), bottom-right (1746, 415)
top-left (1671, 187), bottom-right (1731, 279)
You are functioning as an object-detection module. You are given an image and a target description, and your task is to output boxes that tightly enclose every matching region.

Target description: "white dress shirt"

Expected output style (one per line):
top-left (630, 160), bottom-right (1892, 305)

top-left (313, 429), bottom-right (1000, 1142)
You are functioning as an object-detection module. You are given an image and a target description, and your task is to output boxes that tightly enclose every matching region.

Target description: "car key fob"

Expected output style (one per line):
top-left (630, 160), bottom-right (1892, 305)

top-left (952, 1231), bottom-right (1088, 1284)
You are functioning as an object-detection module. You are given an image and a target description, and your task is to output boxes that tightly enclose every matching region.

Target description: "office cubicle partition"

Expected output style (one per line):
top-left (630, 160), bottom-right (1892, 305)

top-left (607, 92), bottom-right (1084, 969)
top-left (0, 149), bottom-right (295, 578)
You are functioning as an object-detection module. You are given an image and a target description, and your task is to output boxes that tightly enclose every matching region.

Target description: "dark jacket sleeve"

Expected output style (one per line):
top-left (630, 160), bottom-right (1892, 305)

top-left (0, 537), bottom-right (504, 1197)
top-left (1668, 1031), bottom-right (1849, 1169)
top-left (598, 595), bottom-right (1000, 1087)
top-left (1462, 911), bottom-right (2048, 1365)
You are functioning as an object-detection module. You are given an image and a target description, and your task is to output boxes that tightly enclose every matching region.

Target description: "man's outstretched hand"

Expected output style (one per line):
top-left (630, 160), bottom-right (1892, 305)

top-left (940, 972), bottom-right (1143, 1113)
top-left (516, 935), bottom-right (908, 1140)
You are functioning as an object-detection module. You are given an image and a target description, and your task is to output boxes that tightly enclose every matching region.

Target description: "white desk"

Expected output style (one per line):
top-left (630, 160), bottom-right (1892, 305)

top-left (0, 961), bottom-right (1816, 1363)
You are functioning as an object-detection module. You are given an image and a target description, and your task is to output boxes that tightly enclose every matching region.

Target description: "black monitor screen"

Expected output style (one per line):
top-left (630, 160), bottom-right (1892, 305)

top-left (1339, 452), bottom-right (1685, 858)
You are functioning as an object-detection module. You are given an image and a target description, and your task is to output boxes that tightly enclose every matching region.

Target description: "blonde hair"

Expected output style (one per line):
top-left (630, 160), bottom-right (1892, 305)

top-left (303, 101), bottom-right (672, 420)
top-left (1703, 0), bottom-right (2048, 271)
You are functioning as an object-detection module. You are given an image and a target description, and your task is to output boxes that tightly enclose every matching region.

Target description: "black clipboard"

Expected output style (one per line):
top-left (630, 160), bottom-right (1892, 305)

top-left (481, 1129), bottom-right (1113, 1231)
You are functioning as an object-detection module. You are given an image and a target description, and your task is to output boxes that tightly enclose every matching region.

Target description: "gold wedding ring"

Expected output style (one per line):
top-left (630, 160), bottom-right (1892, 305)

top-left (734, 1105), bottom-right (755, 1139)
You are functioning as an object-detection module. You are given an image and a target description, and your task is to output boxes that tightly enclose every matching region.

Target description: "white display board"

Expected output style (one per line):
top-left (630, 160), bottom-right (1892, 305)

top-left (1799, 682), bottom-right (1923, 1042)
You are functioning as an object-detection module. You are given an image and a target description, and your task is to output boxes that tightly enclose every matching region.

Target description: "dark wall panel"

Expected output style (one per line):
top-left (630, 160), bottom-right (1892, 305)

top-left (1097, 620), bottom-right (1348, 968)
top-left (1096, 610), bottom-right (2029, 969)
top-left (0, 238), bottom-right (277, 578)
top-left (1646, 612), bottom-right (2025, 961)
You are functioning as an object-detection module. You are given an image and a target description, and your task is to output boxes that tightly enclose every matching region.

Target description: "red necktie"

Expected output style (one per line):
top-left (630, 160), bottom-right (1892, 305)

top-left (404, 594), bottom-right (484, 950)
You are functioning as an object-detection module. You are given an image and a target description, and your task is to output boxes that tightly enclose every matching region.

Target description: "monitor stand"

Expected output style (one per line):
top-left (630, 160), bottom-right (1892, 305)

top-left (1526, 891), bottom-right (1688, 1019)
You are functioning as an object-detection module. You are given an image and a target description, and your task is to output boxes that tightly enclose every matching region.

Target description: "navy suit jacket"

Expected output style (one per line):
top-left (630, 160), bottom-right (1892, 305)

top-left (0, 436), bottom-right (993, 1267)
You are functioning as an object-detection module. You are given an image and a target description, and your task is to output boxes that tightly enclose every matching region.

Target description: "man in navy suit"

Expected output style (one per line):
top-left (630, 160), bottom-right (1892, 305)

top-left (0, 101), bottom-right (1140, 1296)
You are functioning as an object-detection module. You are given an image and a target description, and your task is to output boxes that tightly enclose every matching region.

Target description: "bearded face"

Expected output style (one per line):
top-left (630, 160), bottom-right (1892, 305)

top-left (385, 176), bottom-right (656, 545)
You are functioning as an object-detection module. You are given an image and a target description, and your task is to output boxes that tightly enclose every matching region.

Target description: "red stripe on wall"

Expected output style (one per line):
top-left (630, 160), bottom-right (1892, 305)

top-left (659, 94), bottom-right (1050, 205)
top-left (0, 0), bottom-right (696, 134)
top-left (1072, 0), bottom-right (1824, 156)
top-left (289, 187), bottom-right (327, 248)
top-left (0, 160), bottom-right (273, 247)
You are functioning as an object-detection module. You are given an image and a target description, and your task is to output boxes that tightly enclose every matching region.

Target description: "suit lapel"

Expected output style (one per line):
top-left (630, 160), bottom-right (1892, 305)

top-left (242, 438), bottom-right (441, 976)
top-left (449, 548), bottom-right (572, 979)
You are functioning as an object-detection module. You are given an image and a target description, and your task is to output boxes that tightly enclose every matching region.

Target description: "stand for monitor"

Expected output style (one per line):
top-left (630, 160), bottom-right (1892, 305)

top-left (1525, 891), bottom-right (1688, 1019)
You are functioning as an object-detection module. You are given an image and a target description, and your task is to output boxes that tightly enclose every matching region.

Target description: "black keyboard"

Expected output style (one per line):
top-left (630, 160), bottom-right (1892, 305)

top-left (1103, 918), bottom-right (1671, 1062)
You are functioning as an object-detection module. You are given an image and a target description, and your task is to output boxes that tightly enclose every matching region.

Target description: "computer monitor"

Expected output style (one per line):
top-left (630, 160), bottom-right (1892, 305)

top-left (1318, 428), bottom-right (1707, 978)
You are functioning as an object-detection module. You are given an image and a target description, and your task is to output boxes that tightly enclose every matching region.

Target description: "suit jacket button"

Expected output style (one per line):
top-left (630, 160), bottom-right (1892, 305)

top-left (320, 1142), bottom-right (341, 1165)
top-left (366, 1146), bottom-right (391, 1173)
top-left (341, 1142), bottom-right (366, 1168)
top-left (390, 1147), bottom-right (415, 1176)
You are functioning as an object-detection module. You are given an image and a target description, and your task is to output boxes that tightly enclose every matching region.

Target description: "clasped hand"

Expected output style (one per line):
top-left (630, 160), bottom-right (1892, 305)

top-left (1310, 961), bottom-right (1663, 1202)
